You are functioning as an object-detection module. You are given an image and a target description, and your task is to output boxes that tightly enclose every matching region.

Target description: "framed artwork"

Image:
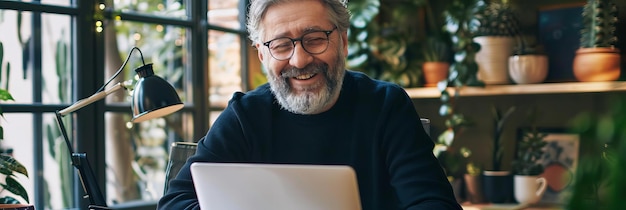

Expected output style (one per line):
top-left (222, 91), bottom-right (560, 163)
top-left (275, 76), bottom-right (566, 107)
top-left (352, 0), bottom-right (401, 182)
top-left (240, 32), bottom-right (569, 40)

top-left (536, 128), bottom-right (580, 204)
top-left (538, 3), bottom-right (585, 82)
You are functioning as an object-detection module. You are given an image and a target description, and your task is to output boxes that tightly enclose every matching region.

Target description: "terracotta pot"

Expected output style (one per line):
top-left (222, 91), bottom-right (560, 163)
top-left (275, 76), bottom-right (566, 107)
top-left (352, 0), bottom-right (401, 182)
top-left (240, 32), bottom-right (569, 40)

top-left (0, 204), bottom-right (35, 210)
top-left (422, 62), bottom-right (449, 87)
top-left (464, 174), bottom-right (485, 204)
top-left (508, 54), bottom-right (548, 84)
top-left (572, 48), bottom-right (621, 82)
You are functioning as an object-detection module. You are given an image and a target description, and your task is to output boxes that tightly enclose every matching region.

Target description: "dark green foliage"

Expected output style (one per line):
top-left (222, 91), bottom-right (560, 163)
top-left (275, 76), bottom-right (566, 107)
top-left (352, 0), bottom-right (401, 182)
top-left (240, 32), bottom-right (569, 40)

top-left (512, 128), bottom-right (547, 175)
top-left (491, 105), bottom-right (516, 171)
top-left (580, 0), bottom-right (619, 48)
top-left (473, 1), bottom-right (522, 37)
top-left (566, 96), bottom-right (626, 210)
top-left (512, 108), bottom-right (548, 175)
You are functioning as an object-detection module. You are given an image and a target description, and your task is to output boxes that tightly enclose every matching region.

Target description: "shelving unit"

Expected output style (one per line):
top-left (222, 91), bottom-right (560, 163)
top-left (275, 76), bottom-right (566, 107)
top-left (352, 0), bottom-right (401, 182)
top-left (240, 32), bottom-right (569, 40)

top-left (404, 81), bottom-right (626, 99)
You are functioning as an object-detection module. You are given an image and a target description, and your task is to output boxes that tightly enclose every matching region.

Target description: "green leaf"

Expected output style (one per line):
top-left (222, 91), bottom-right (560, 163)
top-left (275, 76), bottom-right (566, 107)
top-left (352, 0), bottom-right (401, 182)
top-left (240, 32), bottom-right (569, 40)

top-left (0, 196), bottom-right (20, 204)
top-left (0, 89), bottom-right (14, 101)
top-left (2, 176), bottom-right (29, 203)
top-left (0, 155), bottom-right (28, 177)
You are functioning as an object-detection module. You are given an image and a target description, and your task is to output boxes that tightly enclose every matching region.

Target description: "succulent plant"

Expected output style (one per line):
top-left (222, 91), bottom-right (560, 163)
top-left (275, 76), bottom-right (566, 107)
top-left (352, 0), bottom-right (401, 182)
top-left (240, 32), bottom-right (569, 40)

top-left (579, 0), bottom-right (619, 48)
top-left (512, 108), bottom-right (548, 176)
top-left (473, 1), bottom-right (522, 37)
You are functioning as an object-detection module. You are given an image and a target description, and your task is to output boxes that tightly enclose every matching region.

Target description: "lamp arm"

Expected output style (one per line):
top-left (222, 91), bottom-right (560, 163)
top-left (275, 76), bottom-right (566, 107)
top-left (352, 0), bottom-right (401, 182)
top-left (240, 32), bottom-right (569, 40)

top-left (58, 82), bottom-right (126, 116)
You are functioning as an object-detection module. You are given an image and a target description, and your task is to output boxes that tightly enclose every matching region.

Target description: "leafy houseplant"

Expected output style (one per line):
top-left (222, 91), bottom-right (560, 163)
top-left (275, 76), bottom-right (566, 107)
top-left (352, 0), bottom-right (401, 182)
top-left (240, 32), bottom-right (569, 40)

top-left (572, 0), bottom-right (621, 82)
top-left (0, 41), bottom-right (29, 204)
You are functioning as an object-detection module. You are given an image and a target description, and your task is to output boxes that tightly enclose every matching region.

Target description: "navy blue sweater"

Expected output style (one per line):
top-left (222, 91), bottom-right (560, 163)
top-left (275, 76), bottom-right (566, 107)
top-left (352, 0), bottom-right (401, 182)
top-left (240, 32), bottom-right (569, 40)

top-left (157, 71), bottom-right (461, 210)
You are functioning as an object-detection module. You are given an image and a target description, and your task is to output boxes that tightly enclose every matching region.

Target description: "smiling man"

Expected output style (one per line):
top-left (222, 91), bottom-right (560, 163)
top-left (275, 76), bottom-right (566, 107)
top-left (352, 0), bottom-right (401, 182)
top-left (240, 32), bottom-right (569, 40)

top-left (157, 0), bottom-right (461, 209)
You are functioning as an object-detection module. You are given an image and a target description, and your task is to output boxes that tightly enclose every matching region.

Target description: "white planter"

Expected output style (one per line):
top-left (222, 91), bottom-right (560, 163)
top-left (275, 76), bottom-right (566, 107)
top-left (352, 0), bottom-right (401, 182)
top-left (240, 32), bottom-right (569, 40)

top-left (508, 54), bottom-right (548, 84)
top-left (514, 175), bottom-right (547, 205)
top-left (474, 36), bottom-right (515, 84)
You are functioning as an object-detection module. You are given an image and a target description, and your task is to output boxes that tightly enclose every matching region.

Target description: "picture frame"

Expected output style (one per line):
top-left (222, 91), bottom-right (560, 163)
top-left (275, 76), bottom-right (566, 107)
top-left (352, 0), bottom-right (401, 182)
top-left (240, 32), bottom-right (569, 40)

top-left (538, 3), bottom-right (585, 82)
top-left (515, 127), bottom-right (580, 204)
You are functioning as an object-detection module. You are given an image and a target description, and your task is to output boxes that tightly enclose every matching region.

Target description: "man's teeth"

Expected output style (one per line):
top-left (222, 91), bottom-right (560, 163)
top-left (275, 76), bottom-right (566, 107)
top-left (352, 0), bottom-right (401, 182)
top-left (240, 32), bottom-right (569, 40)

top-left (294, 73), bottom-right (315, 80)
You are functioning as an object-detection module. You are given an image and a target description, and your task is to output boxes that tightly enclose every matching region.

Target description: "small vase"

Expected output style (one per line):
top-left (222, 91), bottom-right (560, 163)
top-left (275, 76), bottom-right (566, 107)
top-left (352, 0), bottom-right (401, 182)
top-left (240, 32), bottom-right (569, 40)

top-left (508, 54), bottom-right (548, 84)
top-left (464, 174), bottom-right (485, 204)
top-left (482, 170), bottom-right (514, 203)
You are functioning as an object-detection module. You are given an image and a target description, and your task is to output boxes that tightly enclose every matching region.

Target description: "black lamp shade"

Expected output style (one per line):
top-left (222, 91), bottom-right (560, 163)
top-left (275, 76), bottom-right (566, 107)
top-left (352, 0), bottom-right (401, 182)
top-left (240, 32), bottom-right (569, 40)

top-left (131, 64), bottom-right (184, 123)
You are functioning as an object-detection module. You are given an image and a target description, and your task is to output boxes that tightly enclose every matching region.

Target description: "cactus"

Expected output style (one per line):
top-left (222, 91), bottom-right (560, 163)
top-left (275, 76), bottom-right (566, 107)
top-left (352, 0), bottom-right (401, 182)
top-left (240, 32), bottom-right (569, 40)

top-left (579, 0), bottom-right (619, 48)
top-left (474, 1), bottom-right (522, 37)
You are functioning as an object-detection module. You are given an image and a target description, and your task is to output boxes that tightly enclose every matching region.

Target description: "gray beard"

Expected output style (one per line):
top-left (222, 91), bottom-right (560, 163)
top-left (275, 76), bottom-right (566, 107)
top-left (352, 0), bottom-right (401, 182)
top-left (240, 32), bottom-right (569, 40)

top-left (267, 57), bottom-right (345, 115)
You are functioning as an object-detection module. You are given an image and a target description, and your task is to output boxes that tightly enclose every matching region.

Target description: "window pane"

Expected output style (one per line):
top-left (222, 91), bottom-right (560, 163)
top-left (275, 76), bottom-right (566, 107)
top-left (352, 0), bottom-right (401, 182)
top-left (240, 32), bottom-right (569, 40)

top-left (5, 0), bottom-right (72, 6)
top-left (208, 0), bottom-right (241, 30)
top-left (111, 0), bottom-right (188, 19)
top-left (105, 111), bottom-right (192, 204)
top-left (43, 113), bottom-right (76, 209)
top-left (0, 10), bottom-right (32, 103)
top-left (2, 113), bottom-right (35, 205)
top-left (208, 30), bottom-right (242, 108)
top-left (106, 20), bottom-right (189, 105)
top-left (42, 13), bottom-right (72, 104)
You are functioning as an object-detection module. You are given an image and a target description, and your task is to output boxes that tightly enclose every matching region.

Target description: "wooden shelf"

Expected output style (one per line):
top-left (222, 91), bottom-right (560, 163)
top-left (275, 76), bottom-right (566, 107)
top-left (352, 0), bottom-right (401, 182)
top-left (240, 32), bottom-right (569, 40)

top-left (405, 81), bottom-right (626, 99)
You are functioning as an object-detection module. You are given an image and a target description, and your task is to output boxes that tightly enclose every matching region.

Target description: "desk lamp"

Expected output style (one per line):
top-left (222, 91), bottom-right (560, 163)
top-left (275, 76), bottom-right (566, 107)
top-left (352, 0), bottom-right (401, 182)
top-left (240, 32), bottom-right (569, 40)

top-left (54, 47), bottom-right (184, 209)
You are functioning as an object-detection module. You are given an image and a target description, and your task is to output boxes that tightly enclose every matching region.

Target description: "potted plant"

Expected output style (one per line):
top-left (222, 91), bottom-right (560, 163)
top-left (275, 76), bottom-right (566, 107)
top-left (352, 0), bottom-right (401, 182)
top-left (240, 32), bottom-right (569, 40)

top-left (0, 42), bottom-right (30, 206)
top-left (421, 36), bottom-right (451, 87)
top-left (572, 0), bottom-right (620, 82)
top-left (511, 108), bottom-right (549, 204)
top-left (482, 105), bottom-right (516, 204)
top-left (508, 38), bottom-right (549, 84)
top-left (473, 0), bottom-right (521, 85)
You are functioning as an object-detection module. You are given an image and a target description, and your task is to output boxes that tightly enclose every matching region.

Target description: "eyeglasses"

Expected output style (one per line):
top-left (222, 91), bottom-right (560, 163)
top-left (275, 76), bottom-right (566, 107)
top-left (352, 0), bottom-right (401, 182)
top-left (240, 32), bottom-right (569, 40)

top-left (262, 27), bottom-right (337, 61)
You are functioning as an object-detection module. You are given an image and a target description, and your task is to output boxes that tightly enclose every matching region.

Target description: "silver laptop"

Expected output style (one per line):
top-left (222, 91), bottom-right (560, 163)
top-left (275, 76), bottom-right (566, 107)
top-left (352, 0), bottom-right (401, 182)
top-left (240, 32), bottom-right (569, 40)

top-left (190, 162), bottom-right (362, 210)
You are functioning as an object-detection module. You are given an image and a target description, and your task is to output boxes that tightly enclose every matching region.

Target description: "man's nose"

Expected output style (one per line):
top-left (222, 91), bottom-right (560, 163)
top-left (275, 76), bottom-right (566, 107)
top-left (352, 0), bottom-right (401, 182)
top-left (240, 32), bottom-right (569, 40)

top-left (288, 42), bottom-right (313, 68)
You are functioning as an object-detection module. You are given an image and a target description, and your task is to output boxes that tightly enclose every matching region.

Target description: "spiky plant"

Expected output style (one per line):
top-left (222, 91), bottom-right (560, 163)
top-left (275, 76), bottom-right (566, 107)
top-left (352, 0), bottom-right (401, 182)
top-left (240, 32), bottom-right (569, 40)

top-left (490, 105), bottom-right (516, 171)
top-left (579, 0), bottom-right (619, 48)
top-left (473, 0), bottom-right (522, 37)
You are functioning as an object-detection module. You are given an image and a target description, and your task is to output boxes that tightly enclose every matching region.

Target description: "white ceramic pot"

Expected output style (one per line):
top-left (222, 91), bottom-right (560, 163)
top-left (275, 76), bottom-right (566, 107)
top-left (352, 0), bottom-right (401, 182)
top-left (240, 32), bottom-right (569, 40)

top-left (474, 36), bottom-right (515, 85)
top-left (508, 54), bottom-right (548, 84)
top-left (514, 175), bottom-right (548, 205)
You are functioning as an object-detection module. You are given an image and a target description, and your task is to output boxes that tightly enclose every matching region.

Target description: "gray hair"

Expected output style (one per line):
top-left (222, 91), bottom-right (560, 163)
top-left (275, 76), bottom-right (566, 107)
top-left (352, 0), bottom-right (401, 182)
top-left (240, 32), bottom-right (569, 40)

top-left (246, 0), bottom-right (351, 45)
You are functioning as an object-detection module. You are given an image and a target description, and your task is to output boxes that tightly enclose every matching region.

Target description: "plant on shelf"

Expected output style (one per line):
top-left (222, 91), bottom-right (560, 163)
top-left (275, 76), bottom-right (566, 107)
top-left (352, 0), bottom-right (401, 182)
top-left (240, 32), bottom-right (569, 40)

top-left (472, 0), bottom-right (522, 85)
top-left (421, 35), bottom-right (452, 87)
top-left (0, 41), bottom-right (29, 204)
top-left (489, 105), bottom-right (516, 172)
top-left (579, 0), bottom-right (619, 49)
top-left (512, 108), bottom-right (547, 176)
top-left (572, 0), bottom-right (621, 82)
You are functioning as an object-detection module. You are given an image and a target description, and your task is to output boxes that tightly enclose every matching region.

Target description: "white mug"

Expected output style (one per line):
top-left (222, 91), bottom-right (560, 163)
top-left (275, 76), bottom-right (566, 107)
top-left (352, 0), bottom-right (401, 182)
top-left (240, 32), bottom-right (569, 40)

top-left (514, 175), bottom-right (548, 204)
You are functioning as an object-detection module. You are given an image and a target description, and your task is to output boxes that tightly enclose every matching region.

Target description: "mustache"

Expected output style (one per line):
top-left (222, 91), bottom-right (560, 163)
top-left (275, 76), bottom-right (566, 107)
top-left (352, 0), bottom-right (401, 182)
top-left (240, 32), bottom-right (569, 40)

top-left (280, 62), bottom-right (328, 78)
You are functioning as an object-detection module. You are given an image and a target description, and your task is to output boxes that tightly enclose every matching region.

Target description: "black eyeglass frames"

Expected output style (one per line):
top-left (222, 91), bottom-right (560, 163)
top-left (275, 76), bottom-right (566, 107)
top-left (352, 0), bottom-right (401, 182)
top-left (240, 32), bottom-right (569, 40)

top-left (262, 27), bottom-right (337, 61)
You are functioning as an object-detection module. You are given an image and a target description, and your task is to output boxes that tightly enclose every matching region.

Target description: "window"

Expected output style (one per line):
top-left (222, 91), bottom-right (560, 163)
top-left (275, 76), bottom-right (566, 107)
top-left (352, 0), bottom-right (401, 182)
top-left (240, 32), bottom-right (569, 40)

top-left (0, 0), bottom-right (253, 209)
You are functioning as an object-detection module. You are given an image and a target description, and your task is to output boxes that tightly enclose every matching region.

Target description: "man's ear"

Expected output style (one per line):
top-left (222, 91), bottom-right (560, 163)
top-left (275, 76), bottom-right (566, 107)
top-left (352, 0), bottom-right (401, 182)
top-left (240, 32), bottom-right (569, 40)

top-left (256, 43), bottom-right (264, 61)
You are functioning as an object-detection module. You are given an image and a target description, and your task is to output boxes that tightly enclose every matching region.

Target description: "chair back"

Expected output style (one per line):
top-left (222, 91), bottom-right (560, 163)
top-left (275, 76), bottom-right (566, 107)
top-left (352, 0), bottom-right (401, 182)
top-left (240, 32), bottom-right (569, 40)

top-left (164, 141), bottom-right (197, 193)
